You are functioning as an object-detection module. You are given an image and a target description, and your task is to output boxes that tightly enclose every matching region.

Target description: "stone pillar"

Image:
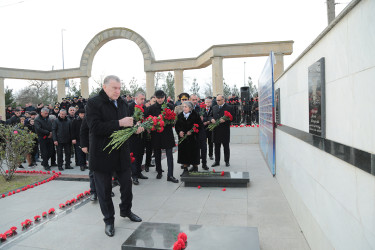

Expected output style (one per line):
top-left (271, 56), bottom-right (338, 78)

top-left (0, 78), bottom-right (5, 121)
top-left (174, 69), bottom-right (184, 101)
top-left (57, 79), bottom-right (66, 103)
top-left (274, 53), bottom-right (284, 80)
top-left (146, 72), bottom-right (155, 99)
top-left (212, 57), bottom-right (224, 96)
top-left (80, 77), bottom-right (89, 99)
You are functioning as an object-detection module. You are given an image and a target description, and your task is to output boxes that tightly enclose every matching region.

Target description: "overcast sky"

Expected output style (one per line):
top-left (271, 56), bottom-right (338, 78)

top-left (0, 0), bottom-right (348, 96)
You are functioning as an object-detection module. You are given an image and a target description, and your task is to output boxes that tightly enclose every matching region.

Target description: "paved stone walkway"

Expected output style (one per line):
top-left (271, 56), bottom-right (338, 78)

top-left (0, 144), bottom-right (309, 250)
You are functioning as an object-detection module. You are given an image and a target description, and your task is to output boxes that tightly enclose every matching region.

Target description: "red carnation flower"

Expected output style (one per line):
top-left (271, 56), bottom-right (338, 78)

top-left (10, 226), bottom-right (17, 232)
top-left (59, 203), bottom-right (65, 208)
top-left (0, 233), bottom-right (7, 241)
top-left (178, 232), bottom-right (187, 242)
top-left (4, 230), bottom-right (13, 237)
top-left (221, 171), bottom-right (225, 176)
top-left (173, 241), bottom-right (182, 250)
top-left (222, 188), bottom-right (226, 191)
top-left (8, 192), bottom-right (12, 196)
top-left (34, 215), bottom-right (41, 221)
top-left (42, 212), bottom-right (47, 217)
top-left (2, 194), bottom-right (5, 198)
top-left (212, 169), bottom-right (216, 173)
top-left (197, 186), bottom-right (201, 189)
top-left (65, 200), bottom-right (71, 206)
top-left (48, 208), bottom-right (55, 214)
top-left (5, 170), bottom-right (8, 173)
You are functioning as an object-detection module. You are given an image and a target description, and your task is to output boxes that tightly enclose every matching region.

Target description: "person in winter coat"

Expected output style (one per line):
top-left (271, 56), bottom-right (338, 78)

top-left (52, 109), bottom-right (72, 171)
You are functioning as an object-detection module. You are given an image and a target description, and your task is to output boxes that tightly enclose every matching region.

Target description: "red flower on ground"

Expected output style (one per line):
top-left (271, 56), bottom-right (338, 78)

top-left (197, 186), bottom-right (201, 189)
top-left (177, 232), bottom-right (187, 242)
top-left (48, 208), bottom-right (55, 214)
top-left (2, 194), bottom-right (5, 198)
top-left (4, 230), bottom-right (13, 237)
top-left (221, 171), bottom-right (225, 176)
top-left (42, 212), bottom-right (47, 217)
top-left (59, 203), bottom-right (65, 209)
top-left (10, 226), bottom-right (17, 232)
top-left (212, 169), bottom-right (216, 173)
top-left (0, 233), bottom-right (6, 241)
top-left (34, 215), bottom-right (41, 221)
top-left (222, 188), bottom-right (226, 191)
top-left (65, 200), bottom-right (71, 206)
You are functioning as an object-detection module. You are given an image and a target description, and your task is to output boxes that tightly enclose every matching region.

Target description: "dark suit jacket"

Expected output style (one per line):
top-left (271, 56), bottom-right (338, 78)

top-left (85, 89), bottom-right (131, 173)
top-left (210, 103), bottom-right (233, 143)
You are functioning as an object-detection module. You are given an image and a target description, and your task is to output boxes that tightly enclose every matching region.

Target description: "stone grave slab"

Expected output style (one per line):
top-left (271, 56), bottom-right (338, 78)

top-left (180, 171), bottom-right (250, 187)
top-left (122, 222), bottom-right (260, 250)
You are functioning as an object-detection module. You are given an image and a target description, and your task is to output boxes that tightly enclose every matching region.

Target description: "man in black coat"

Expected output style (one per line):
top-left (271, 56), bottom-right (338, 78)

top-left (190, 94), bottom-right (209, 171)
top-left (146, 90), bottom-right (179, 183)
top-left (128, 92), bottom-right (148, 185)
top-left (203, 97), bottom-right (214, 160)
top-left (85, 75), bottom-right (142, 237)
top-left (6, 109), bottom-right (21, 125)
top-left (34, 108), bottom-right (54, 170)
top-left (71, 109), bottom-right (87, 171)
top-left (210, 95), bottom-right (233, 167)
top-left (52, 109), bottom-right (72, 171)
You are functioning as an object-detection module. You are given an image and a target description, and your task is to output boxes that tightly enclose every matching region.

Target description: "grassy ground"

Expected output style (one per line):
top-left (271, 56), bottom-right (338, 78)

top-left (0, 175), bottom-right (48, 194)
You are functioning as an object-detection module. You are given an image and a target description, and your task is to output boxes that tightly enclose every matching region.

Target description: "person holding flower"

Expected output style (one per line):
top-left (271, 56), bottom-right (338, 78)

top-left (175, 101), bottom-right (204, 175)
top-left (146, 90), bottom-right (179, 183)
top-left (210, 95), bottom-right (234, 167)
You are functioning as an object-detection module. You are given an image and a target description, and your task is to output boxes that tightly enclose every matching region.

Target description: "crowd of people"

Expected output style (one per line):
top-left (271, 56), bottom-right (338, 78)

top-left (1, 75), bottom-right (259, 237)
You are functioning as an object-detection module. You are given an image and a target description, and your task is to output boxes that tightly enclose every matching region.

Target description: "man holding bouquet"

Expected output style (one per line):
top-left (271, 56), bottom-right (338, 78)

top-left (85, 75), bottom-right (143, 237)
top-left (210, 95), bottom-right (234, 167)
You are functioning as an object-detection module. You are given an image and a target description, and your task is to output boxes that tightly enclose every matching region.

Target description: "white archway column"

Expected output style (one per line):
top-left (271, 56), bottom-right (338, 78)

top-left (57, 79), bottom-right (66, 103)
top-left (212, 57), bottom-right (223, 96)
top-left (274, 53), bottom-right (284, 80)
top-left (0, 78), bottom-right (5, 120)
top-left (80, 77), bottom-right (89, 99)
top-left (174, 69), bottom-right (184, 101)
top-left (146, 72), bottom-right (155, 99)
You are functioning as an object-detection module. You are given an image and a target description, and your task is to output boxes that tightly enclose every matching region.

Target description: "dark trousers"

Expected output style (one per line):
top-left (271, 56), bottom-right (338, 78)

top-left (51, 145), bottom-right (56, 164)
top-left (214, 142), bottom-right (230, 163)
top-left (154, 148), bottom-right (174, 177)
top-left (200, 139), bottom-right (207, 165)
top-left (94, 169), bottom-right (132, 225)
top-left (206, 130), bottom-right (213, 157)
top-left (39, 138), bottom-right (53, 167)
top-left (74, 142), bottom-right (86, 166)
top-left (145, 140), bottom-right (153, 166)
top-left (130, 138), bottom-right (145, 178)
top-left (57, 142), bottom-right (71, 167)
top-left (89, 170), bottom-right (96, 195)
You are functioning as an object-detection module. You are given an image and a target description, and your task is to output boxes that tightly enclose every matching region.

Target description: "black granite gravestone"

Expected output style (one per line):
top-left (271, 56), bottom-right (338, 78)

top-left (308, 57), bottom-right (326, 138)
top-left (122, 222), bottom-right (260, 250)
top-left (180, 171), bottom-right (249, 187)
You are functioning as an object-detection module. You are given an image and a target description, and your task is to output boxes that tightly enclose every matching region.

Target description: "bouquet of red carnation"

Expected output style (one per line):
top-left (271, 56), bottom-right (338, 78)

top-left (199, 102), bottom-right (207, 116)
top-left (34, 215), bottom-right (41, 222)
top-left (208, 111), bottom-right (233, 131)
top-left (161, 107), bottom-right (177, 125)
top-left (178, 124), bottom-right (199, 144)
top-left (0, 233), bottom-right (6, 241)
top-left (104, 115), bottom-right (165, 153)
top-left (133, 105), bottom-right (145, 122)
top-left (48, 208), bottom-right (55, 214)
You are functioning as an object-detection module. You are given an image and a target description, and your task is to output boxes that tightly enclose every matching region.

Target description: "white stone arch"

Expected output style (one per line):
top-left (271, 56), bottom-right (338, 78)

top-left (79, 27), bottom-right (155, 76)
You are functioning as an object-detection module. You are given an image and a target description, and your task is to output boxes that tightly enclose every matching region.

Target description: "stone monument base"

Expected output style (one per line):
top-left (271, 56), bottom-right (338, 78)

top-left (180, 171), bottom-right (250, 187)
top-left (122, 222), bottom-right (260, 250)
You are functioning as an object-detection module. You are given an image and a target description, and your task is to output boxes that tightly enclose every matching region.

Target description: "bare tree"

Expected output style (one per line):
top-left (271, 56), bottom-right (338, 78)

top-left (203, 82), bottom-right (213, 98)
top-left (155, 72), bottom-right (165, 90)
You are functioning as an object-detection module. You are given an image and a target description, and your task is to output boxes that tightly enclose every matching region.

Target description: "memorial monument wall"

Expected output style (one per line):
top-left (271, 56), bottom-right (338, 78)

top-left (274, 0), bottom-right (375, 249)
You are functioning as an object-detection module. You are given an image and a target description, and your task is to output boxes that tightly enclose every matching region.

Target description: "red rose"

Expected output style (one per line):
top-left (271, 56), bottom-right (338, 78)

top-left (197, 186), bottom-right (201, 189)
top-left (221, 171), bottom-right (225, 176)
top-left (177, 232), bottom-right (187, 242)
top-left (222, 188), bottom-right (226, 191)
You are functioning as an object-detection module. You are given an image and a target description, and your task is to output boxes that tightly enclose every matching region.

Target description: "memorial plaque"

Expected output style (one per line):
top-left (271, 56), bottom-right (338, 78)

top-left (308, 57), bottom-right (326, 138)
top-left (180, 171), bottom-right (250, 187)
top-left (122, 222), bottom-right (260, 250)
top-left (275, 88), bottom-right (281, 125)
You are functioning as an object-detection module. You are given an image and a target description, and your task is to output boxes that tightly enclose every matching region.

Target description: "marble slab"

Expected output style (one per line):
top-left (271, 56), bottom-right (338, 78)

top-left (122, 222), bottom-right (260, 250)
top-left (180, 171), bottom-right (250, 187)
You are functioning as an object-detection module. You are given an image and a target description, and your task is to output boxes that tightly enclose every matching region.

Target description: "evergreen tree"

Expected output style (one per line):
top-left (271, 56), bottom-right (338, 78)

top-left (231, 84), bottom-right (240, 97)
top-left (162, 72), bottom-right (175, 98)
top-left (5, 87), bottom-right (15, 107)
top-left (223, 78), bottom-right (231, 98)
top-left (248, 76), bottom-right (258, 97)
top-left (203, 82), bottom-right (213, 98)
top-left (189, 78), bottom-right (200, 95)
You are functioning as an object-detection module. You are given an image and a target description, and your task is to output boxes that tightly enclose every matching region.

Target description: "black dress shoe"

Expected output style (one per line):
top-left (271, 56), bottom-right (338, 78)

top-left (167, 176), bottom-right (179, 183)
top-left (225, 162), bottom-right (230, 167)
top-left (90, 193), bottom-right (97, 201)
top-left (180, 165), bottom-right (184, 169)
top-left (188, 166), bottom-right (198, 172)
top-left (180, 168), bottom-right (189, 177)
top-left (211, 162), bottom-right (220, 167)
top-left (120, 211), bottom-right (142, 222)
top-left (80, 165), bottom-right (86, 171)
top-left (145, 165), bottom-right (149, 172)
top-left (156, 173), bottom-right (162, 179)
top-left (58, 167), bottom-right (64, 171)
top-left (105, 224), bottom-right (114, 237)
top-left (202, 165), bottom-right (209, 170)
top-left (209, 156), bottom-right (214, 160)
top-left (138, 173), bottom-right (148, 179)
top-left (133, 178), bottom-right (139, 185)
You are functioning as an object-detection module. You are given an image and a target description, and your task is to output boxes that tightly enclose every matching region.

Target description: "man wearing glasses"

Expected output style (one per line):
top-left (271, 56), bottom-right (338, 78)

top-left (210, 95), bottom-right (233, 167)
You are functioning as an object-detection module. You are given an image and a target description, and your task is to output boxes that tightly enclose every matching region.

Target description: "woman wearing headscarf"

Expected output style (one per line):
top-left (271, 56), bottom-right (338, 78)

top-left (175, 101), bottom-right (203, 176)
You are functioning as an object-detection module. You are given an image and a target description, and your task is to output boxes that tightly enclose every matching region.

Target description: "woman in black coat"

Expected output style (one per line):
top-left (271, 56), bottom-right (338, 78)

top-left (175, 101), bottom-right (203, 175)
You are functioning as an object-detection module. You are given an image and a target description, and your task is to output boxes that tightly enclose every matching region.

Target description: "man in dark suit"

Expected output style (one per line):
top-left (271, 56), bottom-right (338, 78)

top-left (190, 94), bottom-right (209, 171)
top-left (146, 90), bottom-right (179, 183)
top-left (210, 95), bottom-right (233, 167)
top-left (85, 75), bottom-right (143, 237)
top-left (203, 97), bottom-right (214, 160)
top-left (128, 91), bottom-right (148, 185)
